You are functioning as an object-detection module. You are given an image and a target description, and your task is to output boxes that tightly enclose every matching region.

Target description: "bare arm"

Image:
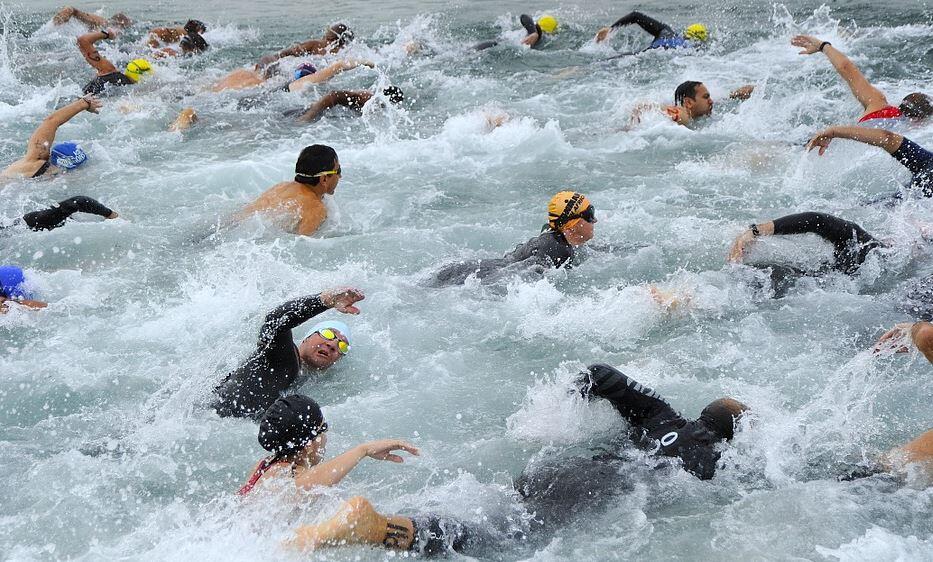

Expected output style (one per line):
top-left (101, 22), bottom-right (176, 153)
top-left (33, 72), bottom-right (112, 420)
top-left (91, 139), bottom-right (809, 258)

top-left (292, 440), bottom-right (419, 490)
top-left (287, 60), bottom-right (374, 93)
top-left (727, 221), bottom-right (776, 263)
top-left (807, 125), bottom-right (903, 156)
top-left (0, 295), bottom-right (48, 312)
top-left (297, 91), bottom-right (356, 122)
top-left (278, 39), bottom-right (325, 59)
top-left (729, 85), bottom-right (755, 100)
top-left (875, 322), bottom-right (933, 364)
top-left (24, 97), bottom-right (101, 162)
top-left (77, 30), bottom-right (118, 74)
top-left (791, 35), bottom-right (889, 114)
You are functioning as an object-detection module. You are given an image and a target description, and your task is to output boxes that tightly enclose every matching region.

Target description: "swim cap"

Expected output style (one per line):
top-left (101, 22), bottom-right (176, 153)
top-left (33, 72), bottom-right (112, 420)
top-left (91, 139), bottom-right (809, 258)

top-left (383, 86), bottom-right (404, 104)
top-left (0, 265), bottom-right (32, 300)
top-left (900, 93), bottom-right (933, 120)
top-left (699, 398), bottom-right (748, 440)
top-left (180, 34), bottom-right (209, 54)
top-left (547, 191), bottom-right (592, 231)
top-left (184, 19), bottom-right (207, 34)
top-left (295, 144), bottom-right (338, 184)
top-left (537, 15), bottom-right (558, 34)
top-left (124, 59), bottom-right (153, 83)
top-left (258, 395), bottom-right (327, 457)
top-left (303, 320), bottom-right (351, 343)
top-left (50, 142), bottom-right (88, 170)
top-left (294, 63), bottom-right (318, 80)
top-left (327, 23), bottom-right (354, 46)
top-left (684, 23), bottom-right (708, 42)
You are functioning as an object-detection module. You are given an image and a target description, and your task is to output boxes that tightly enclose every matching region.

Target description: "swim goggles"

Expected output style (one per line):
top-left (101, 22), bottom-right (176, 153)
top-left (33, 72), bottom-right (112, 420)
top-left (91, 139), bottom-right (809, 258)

top-left (314, 165), bottom-right (341, 177)
top-left (577, 205), bottom-right (597, 223)
top-left (317, 328), bottom-right (349, 354)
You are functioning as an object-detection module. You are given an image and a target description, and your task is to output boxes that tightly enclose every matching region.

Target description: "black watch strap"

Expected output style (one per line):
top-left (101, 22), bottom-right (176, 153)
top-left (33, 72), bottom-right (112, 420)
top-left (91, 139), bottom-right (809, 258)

top-left (749, 223), bottom-right (760, 236)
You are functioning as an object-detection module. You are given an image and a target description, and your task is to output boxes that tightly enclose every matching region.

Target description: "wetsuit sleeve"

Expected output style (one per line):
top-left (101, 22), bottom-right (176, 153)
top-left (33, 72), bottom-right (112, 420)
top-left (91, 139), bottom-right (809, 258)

top-left (609, 11), bottom-right (668, 38)
top-left (21, 196), bottom-right (113, 231)
top-left (581, 363), bottom-right (683, 427)
top-left (771, 212), bottom-right (877, 249)
top-left (891, 138), bottom-right (933, 176)
top-left (257, 294), bottom-right (330, 348)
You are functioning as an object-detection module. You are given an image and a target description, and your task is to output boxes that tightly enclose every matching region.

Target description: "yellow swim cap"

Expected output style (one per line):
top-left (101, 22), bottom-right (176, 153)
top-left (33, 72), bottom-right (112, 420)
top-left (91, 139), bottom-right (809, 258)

top-left (547, 191), bottom-right (591, 231)
top-left (537, 15), bottom-right (558, 34)
top-left (125, 58), bottom-right (153, 83)
top-left (684, 23), bottom-right (708, 42)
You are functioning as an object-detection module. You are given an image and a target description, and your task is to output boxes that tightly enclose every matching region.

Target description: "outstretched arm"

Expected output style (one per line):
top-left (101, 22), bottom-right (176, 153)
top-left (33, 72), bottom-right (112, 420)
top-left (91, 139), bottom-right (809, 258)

top-left (76, 30), bottom-right (119, 75)
top-left (292, 440), bottom-right (419, 490)
top-left (287, 60), bottom-right (374, 93)
top-left (791, 35), bottom-right (889, 114)
top-left (596, 11), bottom-right (667, 42)
top-left (54, 6), bottom-right (108, 28)
top-left (0, 295), bottom-right (48, 312)
top-left (297, 91), bottom-right (368, 122)
top-left (875, 322), bottom-right (933, 364)
top-left (257, 287), bottom-right (364, 347)
top-left (579, 363), bottom-right (682, 426)
top-left (24, 97), bottom-right (101, 162)
top-left (807, 126), bottom-right (903, 156)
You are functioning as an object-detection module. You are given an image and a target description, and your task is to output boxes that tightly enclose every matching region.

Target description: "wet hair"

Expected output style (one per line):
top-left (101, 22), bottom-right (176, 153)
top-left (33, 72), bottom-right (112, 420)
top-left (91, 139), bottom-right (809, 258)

top-left (698, 397), bottom-right (748, 440)
top-left (180, 34), bottom-right (209, 54)
top-left (109, 13), bottom-right (133, 28)
top-left (261, 62), bottom-right (282, 80)
top-left (674, 81), bottom-right (704, 106)
top-left (383, 86), bottom-right (405, 104)
top-left (900, 93), bottom-right (933, 121)
top-left (258, 395), bottom-right (327, 460)
top-left (184, 19), bottom-right (207, 34)
top-left (295, 144), bottom-right (338, 186)
top-left (326, 23), bottom-right (355, 46)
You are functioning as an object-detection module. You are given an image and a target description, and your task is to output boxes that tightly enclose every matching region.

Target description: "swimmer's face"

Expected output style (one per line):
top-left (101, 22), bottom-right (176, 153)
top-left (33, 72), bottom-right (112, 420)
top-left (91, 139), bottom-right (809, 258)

top-left (298, 329), bottom-right (347, 369)
top-left (685, 84), bottom-right (713, 117)
top-left (563, 217), bottom-right (595, 246)
top-left (320, 159), bottom-right (341, 195)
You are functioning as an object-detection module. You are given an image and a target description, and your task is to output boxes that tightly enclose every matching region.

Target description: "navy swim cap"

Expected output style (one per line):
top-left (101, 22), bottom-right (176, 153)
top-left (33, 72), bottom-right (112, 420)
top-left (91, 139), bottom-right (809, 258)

top-left (50, 142), bottom-right (88, 170)
top-left (258, 395), bottom-right (327, 457)
top-left (0, 265), bottom-right (32, 300)
top-left (294, 63), bottom-right (318, 80)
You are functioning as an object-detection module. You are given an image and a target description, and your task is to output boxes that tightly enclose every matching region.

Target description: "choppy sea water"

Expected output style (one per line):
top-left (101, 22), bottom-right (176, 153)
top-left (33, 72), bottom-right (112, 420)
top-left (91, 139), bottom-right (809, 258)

top-left (1, 0), bottom-right (932, 560)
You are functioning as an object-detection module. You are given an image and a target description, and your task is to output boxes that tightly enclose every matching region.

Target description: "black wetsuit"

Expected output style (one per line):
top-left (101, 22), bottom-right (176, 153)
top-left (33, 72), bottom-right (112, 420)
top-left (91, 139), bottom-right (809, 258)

top-left (474, 14), bottom-right (542, 51)
top-left (607, 11), bottom-right (690, 53)
top-left (13, 196), bottom-right (113, 231)
top-left (429, 230), bottom-right (575, 287)
top-left (213, 294), bottom-right (329, 419)
top-left (82, 72), bottom-right (135, 96)
top-left (766, 212), bottom-right (882, 274)
top-left (893, 138), bottom-right (933, 196)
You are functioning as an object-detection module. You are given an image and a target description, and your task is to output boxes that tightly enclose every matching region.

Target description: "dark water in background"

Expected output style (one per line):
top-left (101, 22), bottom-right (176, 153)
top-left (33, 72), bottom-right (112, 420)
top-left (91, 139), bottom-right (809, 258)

top-left (1, 1), bottom-right (933, 560)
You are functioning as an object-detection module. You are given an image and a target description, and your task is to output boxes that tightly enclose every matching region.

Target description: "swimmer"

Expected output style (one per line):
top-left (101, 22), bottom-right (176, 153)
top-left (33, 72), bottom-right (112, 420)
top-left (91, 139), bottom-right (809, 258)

top-left (292, 86), bottom-right (404, 122)
top-left (807, 126), bottom-right (933, 199)
top-left (210, 59), bottom-right (372, 93)
top-left (428, 191), bottom-right (596, 287)
top-left (212, 287), bottom-right (362, 418)
top-left (0, 266), bottom-right (47, 312)
top-left (52, 6), bottom-right (132, 30)
top-left (474, 14), bottom-right (558, 50)
top-left (875, 321), bottom-right (933, 365)
top-left (791, 35), bottom-right (933, 124)
top-left (2, 196), bottom-right (117, 231)
top-left (1, 96), bottom-right (100, 179)
top-left (236, 144), bottom-right (340, 236)
top-left (77, 29), bottom-right (153, 95)
top-left (238, 394), bottom-right (418, 495)
top-left (632, 81), bottom-right (754, 127)
top-left (595, 12), bottom-right (708, 54)
top-left (257, 24), bottom-right (354, 67)
top-left (148, 19), bottom-right (209, 57)
top-left (168, 108), bottom-right (198, 132)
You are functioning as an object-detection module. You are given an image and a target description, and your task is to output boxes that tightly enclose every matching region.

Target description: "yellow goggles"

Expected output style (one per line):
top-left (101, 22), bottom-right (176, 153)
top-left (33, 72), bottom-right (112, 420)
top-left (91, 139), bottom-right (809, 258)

top-left (315, 165), bottom-right (342, 177)
top-left (318, 328), bottom-right (349, 354)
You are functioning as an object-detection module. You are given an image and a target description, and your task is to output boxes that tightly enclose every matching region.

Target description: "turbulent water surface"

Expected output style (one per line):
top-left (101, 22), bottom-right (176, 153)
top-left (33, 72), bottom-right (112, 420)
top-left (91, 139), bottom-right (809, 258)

top-left (2, 0), bottom-right (933, 560)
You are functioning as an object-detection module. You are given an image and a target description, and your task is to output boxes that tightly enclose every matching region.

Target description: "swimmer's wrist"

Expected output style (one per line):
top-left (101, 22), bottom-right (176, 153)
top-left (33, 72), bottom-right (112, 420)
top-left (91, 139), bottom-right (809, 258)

top-left (818, 41), bottom-right (831, 52)
top-left (748, 224), bottom-right (760, 237)
top-left (101, 29), bottom-right (110, 40)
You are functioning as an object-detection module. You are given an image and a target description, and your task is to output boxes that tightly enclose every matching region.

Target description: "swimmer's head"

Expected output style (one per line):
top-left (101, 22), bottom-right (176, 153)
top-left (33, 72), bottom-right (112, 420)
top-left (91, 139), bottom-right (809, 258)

top-left (548, 191), bottom-right (596, 244)
top-left (325, 23), bottom-right (354, 47)
top-left (180, 34), bottom-right (209, 54)
top-left (683, 23), bottom-right (709, 42)
top-left (258, 395), bottom-right (328, 461)
top-left (0, 265), bottom-right (34, 301)
top-left (50, 142), bottom-right (88, 170)
top-left (108, 13), bottom-right (133, 29)
top-left (299, 320), bottom-right (350, 369)
top-left (184, 19), bottom-right (207, 34)
top-left (383, 86), bottom-right (405, 104)
top-left (900, 93), bottom-right (933, 121)
top-left (261, 62), bottom-right (282, 80)
top-left (295, 144), bottom-right (341, 190)
top-left (124, 58), bottom-right (153, 83)
top-left (674, 80), bottom-right (713, 117)
top-left (537, 15), bottom-right (558, 34)
top-left (294, 63), bottom-right (318, 80)
top-left (699, 397), bottom-right (748, 440)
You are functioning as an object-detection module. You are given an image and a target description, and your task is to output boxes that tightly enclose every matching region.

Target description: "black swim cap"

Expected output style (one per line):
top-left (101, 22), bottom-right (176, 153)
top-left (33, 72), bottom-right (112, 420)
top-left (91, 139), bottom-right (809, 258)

top-left (900, 93), bottom-right (933, 121)
top-left (258, 395), bottom-right (327, 457)
top-left (184, 19), bottom-right (207, 34)
top-left (180, 34), bottom-right (209, 53)
top-left (295, 144), bottom-right (338, 185)
top-left (328, 23), bottom-right (354, 46)
top-left (698, 398), bottom-right (747, 440)
top-left (383, 86), bottom-right (404, 104)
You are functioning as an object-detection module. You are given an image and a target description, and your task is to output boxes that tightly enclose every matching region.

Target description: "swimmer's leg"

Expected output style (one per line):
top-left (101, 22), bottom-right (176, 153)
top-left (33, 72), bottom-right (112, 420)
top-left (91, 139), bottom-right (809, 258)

top-left (169, 108), bottom-right (198, 132)
top-left (290, 496), bottom-right (416, 551)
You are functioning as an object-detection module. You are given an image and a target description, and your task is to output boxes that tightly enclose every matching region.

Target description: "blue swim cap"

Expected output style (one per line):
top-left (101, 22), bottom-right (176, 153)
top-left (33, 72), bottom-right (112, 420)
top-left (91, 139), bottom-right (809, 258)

top-left (50, 142), bottom-right (88, 170)
top-left (294, 63), bottom-right (318, 80)
top-left (303, 320), bottom-right (351, 344)
top-left (0, 265), bottom-right (33, 300)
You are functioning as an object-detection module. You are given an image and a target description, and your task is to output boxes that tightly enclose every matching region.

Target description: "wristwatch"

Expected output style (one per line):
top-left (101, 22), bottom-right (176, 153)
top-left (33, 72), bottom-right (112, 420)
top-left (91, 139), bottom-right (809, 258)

top-left (749, 224), bottom-right (760, 236)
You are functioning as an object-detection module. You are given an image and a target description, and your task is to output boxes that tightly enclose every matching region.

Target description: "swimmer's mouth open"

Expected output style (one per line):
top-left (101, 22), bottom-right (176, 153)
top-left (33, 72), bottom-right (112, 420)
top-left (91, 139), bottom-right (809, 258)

top-left (316, 348), bottom-right (332, 358)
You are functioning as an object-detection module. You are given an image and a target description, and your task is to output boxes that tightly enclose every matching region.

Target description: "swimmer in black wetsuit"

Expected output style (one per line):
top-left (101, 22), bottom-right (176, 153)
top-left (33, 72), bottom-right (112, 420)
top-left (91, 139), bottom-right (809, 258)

top-left (2, 196), bottom-right (118, 231)
top-left (806, 126), bottom-right (933, 202)
top-left (212, 287), bottom-right (363, 419)
top-left (474, 14), bottom-right (557, 50)
top-left (594, 12), bottom-right (708, 55)
top-left (77, 29), bottom-right (152, 95)
top-left (428, 191), bottom-right (596, 287)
